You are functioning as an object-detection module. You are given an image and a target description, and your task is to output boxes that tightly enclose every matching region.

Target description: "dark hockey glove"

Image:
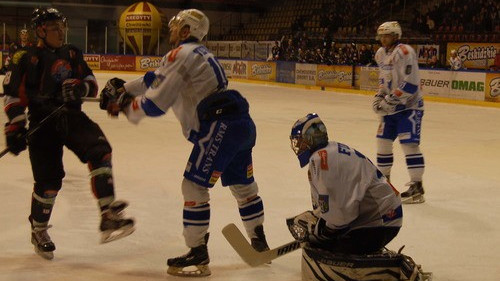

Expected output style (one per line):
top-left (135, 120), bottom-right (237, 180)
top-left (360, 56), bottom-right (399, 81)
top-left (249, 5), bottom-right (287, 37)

top-left (5, 120), bottom-right (27, 155)
top-left (286, 211), bottom-right (319, 242)
top-left (62, 79), bottom-right (89, 104)
top-left (99, 78), bottom-right (132, 116)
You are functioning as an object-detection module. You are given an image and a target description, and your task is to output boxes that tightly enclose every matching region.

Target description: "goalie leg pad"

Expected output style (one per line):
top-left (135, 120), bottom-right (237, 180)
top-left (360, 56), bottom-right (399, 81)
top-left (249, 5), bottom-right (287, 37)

top-left (302, 245), bottom-right (432, 281)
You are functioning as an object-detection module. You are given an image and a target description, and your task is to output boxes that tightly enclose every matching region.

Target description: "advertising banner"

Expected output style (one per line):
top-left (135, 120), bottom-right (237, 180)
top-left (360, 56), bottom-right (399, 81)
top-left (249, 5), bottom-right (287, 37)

top-left (447, 43), bottom-right (499, 69)
top-left (316, 65), bottom-right (352, 88)
top-left (248, 61), bottom-right (276, 81)
top-left (353, 66), bottom-right (361, 89)
top-left (206, 42), bottom-right (218, 55)
top-left (276, 61), bottom-right (296, 84)
top-left (135, 56), bottom-right (162, 72)
top-left (420, 69), bottom-right (486, 100)
top-left (485, 72), bottom-right (500, 102)
top-left (359, 66), bottom-right (379, 91)
top-left (218, 59), bottom-right (235, 78)
top-left (83, 54), bottom-right (101, 70)
top-left (241, 42), bottom-right (254, 60)
top-left (229, 42), bottom-right (241, 58)
top-left (295, 63), bottom-right (317, 85)
top-left (218, 42), bottom-right (230, 58)
top-left (416, 44), bottom-right (439, 64)
top-left (100, 55), bottom-right (136, 71)
top-left (254, 44), bottom-right (269, 61)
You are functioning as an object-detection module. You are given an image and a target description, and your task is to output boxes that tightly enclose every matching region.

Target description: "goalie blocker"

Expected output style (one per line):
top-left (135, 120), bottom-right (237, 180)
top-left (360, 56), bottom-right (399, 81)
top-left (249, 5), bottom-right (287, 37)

top-left (302, 244), bottom-right (432, 281)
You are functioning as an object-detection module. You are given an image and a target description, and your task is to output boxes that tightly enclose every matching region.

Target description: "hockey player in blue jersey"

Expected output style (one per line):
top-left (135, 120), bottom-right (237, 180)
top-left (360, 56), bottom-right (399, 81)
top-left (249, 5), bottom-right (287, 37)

top-left (372, 21), bottom-right (426, 204)
top-left (99, 9), bottom-right (269, 277)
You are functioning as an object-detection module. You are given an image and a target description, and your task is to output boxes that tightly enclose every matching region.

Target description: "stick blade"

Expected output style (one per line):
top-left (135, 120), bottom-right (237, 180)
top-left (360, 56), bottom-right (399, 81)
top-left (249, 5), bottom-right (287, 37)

top-left (222, 223), bottom-right (262, 267)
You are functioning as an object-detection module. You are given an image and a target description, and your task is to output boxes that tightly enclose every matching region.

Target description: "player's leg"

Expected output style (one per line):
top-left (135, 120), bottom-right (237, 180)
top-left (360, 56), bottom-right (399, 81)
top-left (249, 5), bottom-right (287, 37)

top-left (376, 115), bottom-right (398, 181)
top-left (27, 122), bottom-right (64, 260)
top-left (62, 111), bottom-right (134, 242)
top-left (398, 110), bottom-right (425, 203)
top-left (220, 116), bottom-right (269, 252)
top-left (167, 179), bottom-right (211, 277)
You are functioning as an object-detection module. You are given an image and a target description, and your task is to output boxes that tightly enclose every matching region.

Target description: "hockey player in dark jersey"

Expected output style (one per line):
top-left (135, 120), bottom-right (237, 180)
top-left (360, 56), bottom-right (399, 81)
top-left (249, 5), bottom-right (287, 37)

top-left (2, 8), bottom-right (134, 260)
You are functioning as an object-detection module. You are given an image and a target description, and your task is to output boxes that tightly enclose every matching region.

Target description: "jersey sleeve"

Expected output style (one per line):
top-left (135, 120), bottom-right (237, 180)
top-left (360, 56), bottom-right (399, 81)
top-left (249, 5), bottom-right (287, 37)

top-left (122, 47), bottom-right (189, 124)
top-left (391, 45), bottom-right (420, 105)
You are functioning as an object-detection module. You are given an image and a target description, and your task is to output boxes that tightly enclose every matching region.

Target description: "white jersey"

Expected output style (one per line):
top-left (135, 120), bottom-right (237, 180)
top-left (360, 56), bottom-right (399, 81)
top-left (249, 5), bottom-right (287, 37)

top-left (308, 142), bottom-right (402, 234)
top-left (449, 56), bottom-right (462, 70)
top-left (122, 41), bottom-right (228, 138)
top-left (375, 44), bottom-right (423, 115)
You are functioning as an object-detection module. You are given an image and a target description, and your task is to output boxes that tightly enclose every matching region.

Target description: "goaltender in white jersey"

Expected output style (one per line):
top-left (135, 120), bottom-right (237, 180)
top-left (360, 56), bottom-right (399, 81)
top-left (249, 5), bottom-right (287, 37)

top-left (287, 113), bottom-right (402, 255)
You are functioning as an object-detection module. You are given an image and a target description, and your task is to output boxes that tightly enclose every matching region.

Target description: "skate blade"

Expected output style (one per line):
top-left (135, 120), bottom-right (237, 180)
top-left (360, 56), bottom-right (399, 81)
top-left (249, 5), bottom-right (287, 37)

top-left (402, 194), bottom-right (425, 204)
top-left (34, 247), bottom-right (54, 260)
top-left (167, 265), bottom-right (211, 277)
top-left (101, 225), bottom-right (135, 244)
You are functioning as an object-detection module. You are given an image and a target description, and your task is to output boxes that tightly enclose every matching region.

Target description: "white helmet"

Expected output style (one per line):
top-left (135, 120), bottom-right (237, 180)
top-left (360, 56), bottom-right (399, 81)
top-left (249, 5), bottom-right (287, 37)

top-left (376, 21), bottom-right (402, 40)
top-left (169, 9), bottom-right (209, 41)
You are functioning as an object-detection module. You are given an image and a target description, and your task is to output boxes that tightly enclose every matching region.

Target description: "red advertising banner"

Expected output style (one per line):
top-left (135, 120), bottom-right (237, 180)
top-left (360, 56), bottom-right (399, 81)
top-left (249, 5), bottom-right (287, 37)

top-left (100, 55), bottom-right (136, 71)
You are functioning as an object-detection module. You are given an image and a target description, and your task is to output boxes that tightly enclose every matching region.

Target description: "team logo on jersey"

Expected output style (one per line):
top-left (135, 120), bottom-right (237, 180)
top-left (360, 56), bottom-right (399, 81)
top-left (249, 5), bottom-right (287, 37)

top-left (151, 74), bottom-right (165, 89)
top-left (318, 150), bottom-right (329, 170)
top-left (318, 194), bottom-right (329, 213)
top-left (51, 59), bottom-right (72, 83)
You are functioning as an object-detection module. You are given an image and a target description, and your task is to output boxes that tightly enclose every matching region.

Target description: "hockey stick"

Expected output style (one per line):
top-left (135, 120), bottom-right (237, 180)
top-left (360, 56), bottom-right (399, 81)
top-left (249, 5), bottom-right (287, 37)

top-left (0, 104), bottom-right (65, 159)
top-left (222, 223), bottom-right (302, 267)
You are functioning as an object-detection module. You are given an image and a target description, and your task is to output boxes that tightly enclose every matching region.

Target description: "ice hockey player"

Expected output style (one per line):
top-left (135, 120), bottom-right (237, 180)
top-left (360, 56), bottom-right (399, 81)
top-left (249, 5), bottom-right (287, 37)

top-left (2, 8), bottom-right (134, 260)
top-left (449, 49), bottom-right (462, 70)
top-left (372, 21), bottom-right (426, 204)
top-left (99, 9), bottom-right (269, 277)
top-left (287, 114), bottom-right (433, 281)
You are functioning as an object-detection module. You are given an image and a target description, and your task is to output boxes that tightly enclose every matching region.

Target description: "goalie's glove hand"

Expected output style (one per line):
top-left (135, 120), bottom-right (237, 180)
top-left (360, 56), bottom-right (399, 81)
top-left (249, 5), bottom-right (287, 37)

top-left (286, 211), bottom-right (319, 242)
top-left (99, 78), bottom-right (132, 116)
top-left (5, 120), bottom-right (27, 155)
top-left (62, 79), bottom-right (89, 104)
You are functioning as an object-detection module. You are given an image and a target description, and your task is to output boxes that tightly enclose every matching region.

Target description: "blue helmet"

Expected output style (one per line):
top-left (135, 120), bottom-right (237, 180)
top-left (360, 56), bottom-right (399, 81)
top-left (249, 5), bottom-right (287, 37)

top-left (290, 113), bottom-right (328, 167)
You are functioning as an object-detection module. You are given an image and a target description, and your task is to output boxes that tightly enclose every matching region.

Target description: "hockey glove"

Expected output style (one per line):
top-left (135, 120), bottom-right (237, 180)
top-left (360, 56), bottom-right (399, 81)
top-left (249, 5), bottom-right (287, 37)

top-left (286, 211), bottom-right (319, 242)
top-left (372, 90), bottom-right (388, 115)
top-left (62, 78), bottom-right (89, 104)
top-left (5, 120), bottom-right (27, 155)
top-left (99, 78), bottom-right (133, 116)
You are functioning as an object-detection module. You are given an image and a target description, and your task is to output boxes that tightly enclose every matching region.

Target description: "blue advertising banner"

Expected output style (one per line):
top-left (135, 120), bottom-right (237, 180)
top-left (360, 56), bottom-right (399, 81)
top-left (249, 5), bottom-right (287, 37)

top-left (276, 61), bottom-right (296, 84)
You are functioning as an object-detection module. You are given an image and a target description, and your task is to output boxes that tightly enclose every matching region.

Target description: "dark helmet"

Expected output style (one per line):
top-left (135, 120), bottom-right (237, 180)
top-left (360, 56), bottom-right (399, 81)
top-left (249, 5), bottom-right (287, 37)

top-left (31, 8), bottom-right (66, 29)
top-left (290, 113), bottom-right (329, 167)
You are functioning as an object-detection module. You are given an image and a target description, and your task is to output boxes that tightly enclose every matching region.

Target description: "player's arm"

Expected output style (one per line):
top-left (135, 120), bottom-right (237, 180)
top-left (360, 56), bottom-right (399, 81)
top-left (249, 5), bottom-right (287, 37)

top-left (3, 51), bottom-right (29, 155)
top-left (389, 46), bottom-right (420, 105)
top-left (61, 46), bottom-right (98, 102)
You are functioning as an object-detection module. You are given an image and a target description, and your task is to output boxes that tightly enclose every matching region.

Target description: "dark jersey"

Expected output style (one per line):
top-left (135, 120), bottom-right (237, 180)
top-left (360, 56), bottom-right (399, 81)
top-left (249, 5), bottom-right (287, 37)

top-left (3, 44), bottom-right (97, 121)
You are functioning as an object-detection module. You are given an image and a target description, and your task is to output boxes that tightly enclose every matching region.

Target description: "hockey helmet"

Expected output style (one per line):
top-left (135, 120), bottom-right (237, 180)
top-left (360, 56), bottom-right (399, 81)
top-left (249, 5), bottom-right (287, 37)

top-left (376, 21), bottom-right (402, 40)
top-left (290, 113), bottom-right (329, 167)
top-left (31, 7), bottom-right (66, 29)
top-left (168, 9), bottom-right (209, 41)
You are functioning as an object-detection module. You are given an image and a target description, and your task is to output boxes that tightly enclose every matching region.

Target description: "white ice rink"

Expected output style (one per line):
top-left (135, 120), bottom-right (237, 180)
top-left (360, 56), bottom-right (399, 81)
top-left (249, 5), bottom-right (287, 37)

top-left (1, 72), bottom-right (499, 281)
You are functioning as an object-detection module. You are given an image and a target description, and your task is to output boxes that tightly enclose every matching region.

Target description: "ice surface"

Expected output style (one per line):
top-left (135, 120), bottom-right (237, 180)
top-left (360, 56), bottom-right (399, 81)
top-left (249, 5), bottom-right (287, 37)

top-left (1, 72), bottom-right (499, 281)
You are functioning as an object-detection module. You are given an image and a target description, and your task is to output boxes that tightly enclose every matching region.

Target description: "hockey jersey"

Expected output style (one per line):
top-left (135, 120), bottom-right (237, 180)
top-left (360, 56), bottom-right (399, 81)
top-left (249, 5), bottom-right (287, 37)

top-left (375, 44), bottom-right (424, 115)
top-left (308, 142), bottom-right (402, 234)
top-left (123, 39), bottom-right (228, 138)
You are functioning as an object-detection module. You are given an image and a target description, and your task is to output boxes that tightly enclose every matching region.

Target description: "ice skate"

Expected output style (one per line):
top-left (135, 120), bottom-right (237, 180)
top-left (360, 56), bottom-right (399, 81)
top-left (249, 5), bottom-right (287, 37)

top-left (401, 181), bottom-right (425, 204)
top-left (100, 200), bottom-right (135, 243)
top-left (167, 233), bottom-right (211, 277)
top-left (31, 222), bottom-right (56, 260)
